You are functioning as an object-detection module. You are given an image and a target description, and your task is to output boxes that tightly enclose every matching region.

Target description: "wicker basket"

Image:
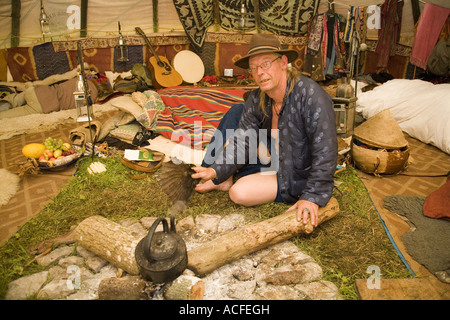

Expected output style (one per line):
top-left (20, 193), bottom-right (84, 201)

top-left (352, 142), bottom-right (409, 175)
top-left (351, 109), bottom-right (409, 175)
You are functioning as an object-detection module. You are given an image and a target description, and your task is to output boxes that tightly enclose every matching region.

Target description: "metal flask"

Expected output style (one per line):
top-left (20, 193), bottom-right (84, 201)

top-left (135, 216), bottom-right (187, 283)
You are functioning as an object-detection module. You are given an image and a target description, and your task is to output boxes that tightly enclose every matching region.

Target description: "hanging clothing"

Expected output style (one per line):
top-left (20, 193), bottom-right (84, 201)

top-left (304, 11), bottom-right (345, 79)
top-left (303, 14), bottom-right (326, 81)
top-left (322, 13), bottom-right (341, 75)
top-left (307, 14), bottom-right (324, 54)
top-left (344, 6), bottom-right (356, 43)
top-left (410, 3), bottom-right (450, 70)
top-left (375, 0), bottom-right (404, 68)
top-left (410, 0), bottom-right (421, 24)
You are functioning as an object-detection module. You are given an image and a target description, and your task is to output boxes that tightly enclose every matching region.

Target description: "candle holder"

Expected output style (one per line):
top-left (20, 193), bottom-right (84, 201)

top-left (117, 21), bottom-right (129, 62)
top-left (74, 73), bottom-right (94, 123)
top-left (39, 0), bottom-right (51, 41)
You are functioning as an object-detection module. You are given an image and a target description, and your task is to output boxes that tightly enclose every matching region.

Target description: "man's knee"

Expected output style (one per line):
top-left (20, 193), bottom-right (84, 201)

top-left (228, 184), bottom-right (249, 206)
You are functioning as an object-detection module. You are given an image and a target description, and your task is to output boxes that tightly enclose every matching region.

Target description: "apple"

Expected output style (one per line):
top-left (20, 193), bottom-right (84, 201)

top-left (39, 155), bottom-right (46, 162)
top-left (54, 149), bottom-right (62, 158)
top-left (43, 149), bottom-right (53, 159)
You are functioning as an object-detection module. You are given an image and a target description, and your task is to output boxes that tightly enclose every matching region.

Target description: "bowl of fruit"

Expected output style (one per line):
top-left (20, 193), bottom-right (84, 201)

top-left (22, 137), bottom-right (84, 171)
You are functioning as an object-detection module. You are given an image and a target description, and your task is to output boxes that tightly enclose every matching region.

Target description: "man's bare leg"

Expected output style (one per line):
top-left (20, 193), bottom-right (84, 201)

top-left (228, 171), bottom-right (278, 206)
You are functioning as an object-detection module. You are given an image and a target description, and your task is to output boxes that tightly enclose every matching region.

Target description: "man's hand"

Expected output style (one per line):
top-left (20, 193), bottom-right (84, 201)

top-left (191, 166), bottom-right (217, 182)
top-left (286, 200), bottom-right (319, 227)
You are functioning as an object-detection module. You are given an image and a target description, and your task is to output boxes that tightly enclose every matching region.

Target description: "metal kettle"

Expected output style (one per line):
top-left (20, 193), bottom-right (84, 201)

top-left (135, 216), bottom-right (187, 283)
top-left (336, 76), bottom-right (355, 98)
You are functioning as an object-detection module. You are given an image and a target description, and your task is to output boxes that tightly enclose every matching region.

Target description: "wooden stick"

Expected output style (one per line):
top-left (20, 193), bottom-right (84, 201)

top-left (25, 248), bottom-right (51, 267)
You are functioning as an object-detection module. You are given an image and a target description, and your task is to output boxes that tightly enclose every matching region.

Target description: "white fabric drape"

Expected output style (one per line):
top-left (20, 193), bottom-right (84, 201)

top-left (0, 0), bottom-right (184, 48)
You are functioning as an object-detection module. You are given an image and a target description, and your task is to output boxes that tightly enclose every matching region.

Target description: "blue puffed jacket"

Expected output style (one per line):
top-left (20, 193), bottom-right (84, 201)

top-left (211, 76), bottom-right (338, 207)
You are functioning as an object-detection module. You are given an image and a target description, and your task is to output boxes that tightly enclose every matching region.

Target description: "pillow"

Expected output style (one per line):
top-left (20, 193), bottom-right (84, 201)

top-left (110, 95), bottom-right (144, 118)
top-left (423, 176), bottom-right (450, 220)
top-left (97, 111), bottom-right (136, 141)
top-left (132, 90), bottom-right (165, 130)
top-left (110, 121), bottom-right (142, 143)
top-left (110, 91), bottom-right (165, 130)
top-left (155, 87), bottom-right (246, 148)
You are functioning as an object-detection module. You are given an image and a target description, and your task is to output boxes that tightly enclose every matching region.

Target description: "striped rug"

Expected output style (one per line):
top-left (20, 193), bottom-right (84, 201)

top-left (156, 87), bottom-right (246, 149)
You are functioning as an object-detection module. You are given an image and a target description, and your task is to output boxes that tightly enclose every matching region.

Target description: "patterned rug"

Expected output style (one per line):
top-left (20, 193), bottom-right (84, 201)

top-left (356, 134), bottom-right (450, 278)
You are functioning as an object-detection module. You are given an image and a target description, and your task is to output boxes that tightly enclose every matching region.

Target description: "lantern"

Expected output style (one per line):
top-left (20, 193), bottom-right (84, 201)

top-left (117, 21), bottom-right (129, 62)
top-left (238, 2), bottom-right (250, 32)
top-left (73, 73), bottom-right (94, 122)
top-left (39, 0), bottom-right (51, 41)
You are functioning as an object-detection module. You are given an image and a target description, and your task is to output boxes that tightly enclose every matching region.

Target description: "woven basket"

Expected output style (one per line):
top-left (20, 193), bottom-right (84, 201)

top-left (353, 109), bottom-right (408, 149)
top-left (352, 142), bottom-right (409, 175)
top-left (352, 109), bottom-right (409, 175)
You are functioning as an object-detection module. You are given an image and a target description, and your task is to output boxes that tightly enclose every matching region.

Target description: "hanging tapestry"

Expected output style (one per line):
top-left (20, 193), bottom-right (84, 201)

top-left (174, 0), bottom-right (318, 49)
top-left (172, 0), bottom-right (214, 50)
top-left (219, 0), bottom-right (317, 35)
top-left (343, 6), bottom-right (356, 43)
top-left (258, 0), bottom-right (317, 35)
top-left (7, 43), bottom-right (71, 82)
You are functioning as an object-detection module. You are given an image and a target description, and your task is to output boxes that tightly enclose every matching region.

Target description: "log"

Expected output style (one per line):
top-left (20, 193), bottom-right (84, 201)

top-left (74, 215), bottom-right (141, 275)
top-left (164, 275), bottom-right (204, 300)
top-left (187, 197), bottom-right (339, 276)
top-left (98, 276), bottom-right (150, 300)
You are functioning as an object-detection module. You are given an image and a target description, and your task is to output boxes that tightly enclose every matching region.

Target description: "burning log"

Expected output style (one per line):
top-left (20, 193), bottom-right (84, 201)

top-left (98, 276), bottom-right (150, 300)
top-left (163, 274), bottom-right (204, 300)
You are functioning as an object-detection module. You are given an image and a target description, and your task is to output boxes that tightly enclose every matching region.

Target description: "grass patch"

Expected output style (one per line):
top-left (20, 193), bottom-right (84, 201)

top-left (0, 157), bottom-right (411, 299)
top-left (293, 167), bottom-right (412, 299)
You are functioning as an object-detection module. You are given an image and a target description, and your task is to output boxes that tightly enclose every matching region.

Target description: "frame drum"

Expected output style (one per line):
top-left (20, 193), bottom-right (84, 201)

top-left (173, 50), bottom-right (205, 84)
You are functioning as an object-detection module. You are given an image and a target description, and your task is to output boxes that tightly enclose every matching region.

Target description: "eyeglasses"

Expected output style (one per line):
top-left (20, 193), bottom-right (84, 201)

top-left (248, 56), bottom-right (281, 74)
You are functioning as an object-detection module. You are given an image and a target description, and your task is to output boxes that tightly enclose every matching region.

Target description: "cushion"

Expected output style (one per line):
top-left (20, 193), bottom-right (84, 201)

top-left (110, 121), bottom-right (143, 143)
top-left (110, 91), bottom-right (164, 131)
top-left (423, 176), bottom-right (450, 220)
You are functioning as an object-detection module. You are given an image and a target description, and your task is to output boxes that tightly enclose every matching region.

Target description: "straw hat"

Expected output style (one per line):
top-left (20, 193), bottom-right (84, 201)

top-left (234, 33), bottom-right (299, 69)
top-left (354, 109), bottom-right (408, 149)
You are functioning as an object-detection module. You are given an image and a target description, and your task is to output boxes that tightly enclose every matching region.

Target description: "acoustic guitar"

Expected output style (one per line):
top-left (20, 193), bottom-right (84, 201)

top-left (135, 27), bottom-right (183, 88)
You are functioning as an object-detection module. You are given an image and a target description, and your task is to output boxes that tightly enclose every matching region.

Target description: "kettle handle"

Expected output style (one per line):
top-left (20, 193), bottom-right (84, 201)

top-left (170, 215), bottom-right (176, 233)
top-left (142, 218), bottom-right (169, 262)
